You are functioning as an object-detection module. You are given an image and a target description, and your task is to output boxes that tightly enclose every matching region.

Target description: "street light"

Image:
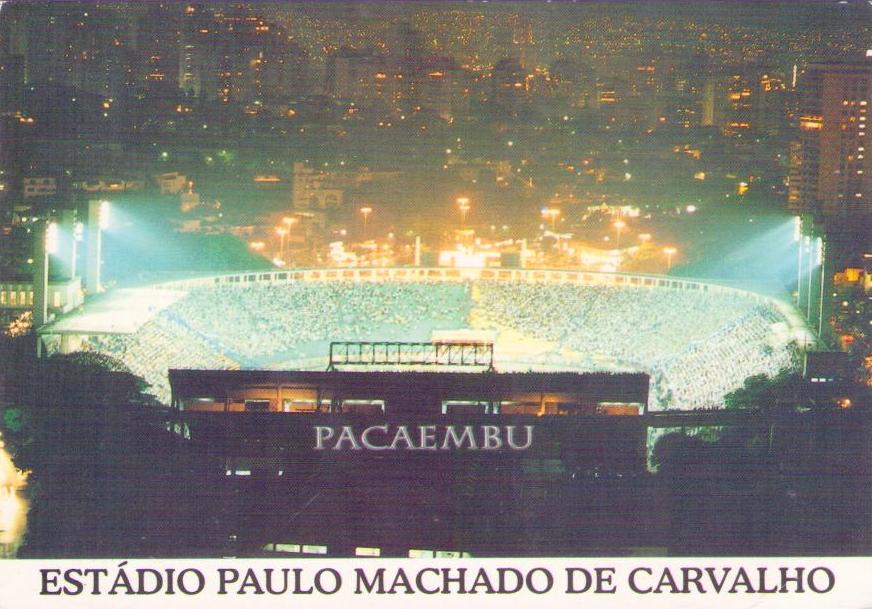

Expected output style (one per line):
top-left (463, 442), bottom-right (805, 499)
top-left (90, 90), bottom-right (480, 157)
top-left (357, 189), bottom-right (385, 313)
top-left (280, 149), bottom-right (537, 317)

top-left (638, 233), bottom-right (651, 244)
top-left (613, 220), bottom-right (626, 248)
top-left (456, 197), bottom-right (470, 226)
top-left (360, 206), bottom-right (373, 236)
top-left (276, 227), bottom-right (288, 261)
top-left (541, 207), bottom-right (560, 231)
top-left (663, 246), bottom-right (677, 271)
top-left (281, 217), bottom-right (297, 263)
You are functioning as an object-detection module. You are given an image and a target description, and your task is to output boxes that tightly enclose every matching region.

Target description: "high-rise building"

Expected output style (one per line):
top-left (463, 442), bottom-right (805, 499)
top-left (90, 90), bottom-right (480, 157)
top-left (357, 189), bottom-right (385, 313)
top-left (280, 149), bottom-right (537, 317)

top-left (206, 7), bottom-right (309, 105)
top-left (178, 4), bottom-right (218, 98)
top-left (789, 60), bottom-right (872, 340)
top-left (325, 47), bottom-right (390, 108)
top-left (135, 4), bottom-right (182, 96)
top-left (415, 61), bottom-right (466, 122)
top-left (0, 54), bottom-right (24, 113)
top-left (756, 72), bottom-right (789, 135)
top-left (491, 57), bottom-right (527, 114)
top-left (508, 14), bottom-right (535, 70)
top-left (0, 116), bottom-right (23, 213)
top-left (700, 67), bottom-right (789, 136)
top-left (0, 3), bottom-right (134, 99)
top-left (701, 78), bottom-right (718, 127)
top-left (789, 61), bottom-right (872, 221)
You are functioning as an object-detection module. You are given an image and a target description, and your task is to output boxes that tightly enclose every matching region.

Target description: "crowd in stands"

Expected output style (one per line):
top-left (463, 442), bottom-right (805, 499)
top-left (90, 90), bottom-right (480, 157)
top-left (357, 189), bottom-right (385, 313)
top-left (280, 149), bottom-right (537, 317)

top-left (79, 279), bottom-right (799, 408)
top-left (472, 282), bottom-right (798, 409)
top-left (168, 282), bottom-right (472, 363)
top-left (85, 315), bottom-right (229, 402)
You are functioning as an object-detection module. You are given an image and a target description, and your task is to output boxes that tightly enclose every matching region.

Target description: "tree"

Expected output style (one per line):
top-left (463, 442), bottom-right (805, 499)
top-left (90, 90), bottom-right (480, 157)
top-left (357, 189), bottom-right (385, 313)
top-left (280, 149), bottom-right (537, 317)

top-left (723, 369), bottom-right (804, 410)
top-left (0, 336), bottom-right (175, 555)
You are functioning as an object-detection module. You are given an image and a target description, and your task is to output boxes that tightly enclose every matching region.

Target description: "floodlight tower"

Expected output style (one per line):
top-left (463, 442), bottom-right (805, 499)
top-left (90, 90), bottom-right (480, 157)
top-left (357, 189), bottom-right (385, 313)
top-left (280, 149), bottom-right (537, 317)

top-left (795, 215), bottom-right (829, 337)
top-left (58, 208), bottom-right (80, 279)
top-left (85, 200), bottom-right (109, 295)
top-left (32, 219), bottom-right (57, 330)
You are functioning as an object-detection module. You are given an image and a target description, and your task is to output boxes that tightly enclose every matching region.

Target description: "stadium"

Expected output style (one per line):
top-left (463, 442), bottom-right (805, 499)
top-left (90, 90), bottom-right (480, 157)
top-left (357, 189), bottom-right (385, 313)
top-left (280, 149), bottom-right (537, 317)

top-left (38, 266), bottom-right (813, 411)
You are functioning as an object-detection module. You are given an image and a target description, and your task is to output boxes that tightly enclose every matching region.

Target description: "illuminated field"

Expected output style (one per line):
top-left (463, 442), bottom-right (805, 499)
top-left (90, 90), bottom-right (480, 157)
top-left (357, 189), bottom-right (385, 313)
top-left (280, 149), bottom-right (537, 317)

top-left (43, 267), bottom-right (810, 409)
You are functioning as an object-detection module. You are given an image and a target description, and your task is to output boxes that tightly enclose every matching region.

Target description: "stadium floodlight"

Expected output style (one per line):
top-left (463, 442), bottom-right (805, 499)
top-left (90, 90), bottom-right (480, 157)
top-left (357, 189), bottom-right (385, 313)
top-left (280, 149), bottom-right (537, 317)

top-left (85, 200), bottom-right (107, 294)
top-left (360, 206), bottom-right (373, 236)
top-left (98, 200), bottom-right (110, 230)
top-left (276, 227), bottom-right (288, 261)
top-left (45, 222), bottom-right (59, 255)
top-left (613, 220), bottom-right (626, 248)
top-left (456, 198), bottom-right (470, 226)
top-left (663, 246), bottom-right (677, 271)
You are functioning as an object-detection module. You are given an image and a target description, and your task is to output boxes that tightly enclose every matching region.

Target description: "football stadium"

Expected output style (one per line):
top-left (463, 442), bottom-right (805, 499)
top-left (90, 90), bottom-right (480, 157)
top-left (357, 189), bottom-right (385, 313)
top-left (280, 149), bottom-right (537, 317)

top-left (38, 266), bottom-right (813, 411)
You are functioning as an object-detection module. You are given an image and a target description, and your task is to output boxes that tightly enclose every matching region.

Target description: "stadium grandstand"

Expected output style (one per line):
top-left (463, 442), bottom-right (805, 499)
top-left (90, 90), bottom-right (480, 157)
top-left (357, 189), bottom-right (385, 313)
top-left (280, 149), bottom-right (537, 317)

top-left (37, 267), bottom-right (813, 410)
